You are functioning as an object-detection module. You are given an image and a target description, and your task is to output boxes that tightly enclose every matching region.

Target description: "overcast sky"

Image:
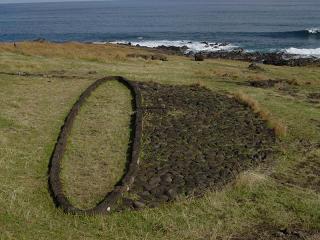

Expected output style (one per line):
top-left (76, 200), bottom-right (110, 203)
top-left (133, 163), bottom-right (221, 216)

top-left (0, 0), bottom-right (107, 3)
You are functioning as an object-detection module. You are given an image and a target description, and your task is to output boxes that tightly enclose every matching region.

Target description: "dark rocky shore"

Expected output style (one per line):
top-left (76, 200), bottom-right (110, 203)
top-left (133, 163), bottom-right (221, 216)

top-left (158, 45), bottom-right (320, 67)
top-left (117, 42), bottom-right (320, 67)
top-left (191, 50), bottom-right (320, 67)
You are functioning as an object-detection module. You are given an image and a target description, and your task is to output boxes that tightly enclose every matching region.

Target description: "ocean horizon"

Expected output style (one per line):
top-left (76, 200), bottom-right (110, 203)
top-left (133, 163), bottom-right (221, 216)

top-left (1, 0), bottom-right (320, 56)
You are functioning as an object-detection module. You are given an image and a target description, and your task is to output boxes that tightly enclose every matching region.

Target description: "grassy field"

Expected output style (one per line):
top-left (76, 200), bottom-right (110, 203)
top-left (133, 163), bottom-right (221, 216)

top-left (0, 42), bottom-right (320, 239)
top-left (60, 80), bottom-right (133, 210)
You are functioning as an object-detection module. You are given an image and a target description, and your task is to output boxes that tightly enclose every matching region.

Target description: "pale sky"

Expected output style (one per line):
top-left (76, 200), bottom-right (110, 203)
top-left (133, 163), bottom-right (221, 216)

top-left (0, 0), bottom-right (108, 3)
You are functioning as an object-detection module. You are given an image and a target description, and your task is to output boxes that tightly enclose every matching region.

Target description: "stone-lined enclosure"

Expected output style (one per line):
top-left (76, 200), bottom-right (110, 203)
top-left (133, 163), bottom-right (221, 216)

top-left (48, 77), bottom-right (275, 215)
top-left (48, 76), bottom-right (142, 215)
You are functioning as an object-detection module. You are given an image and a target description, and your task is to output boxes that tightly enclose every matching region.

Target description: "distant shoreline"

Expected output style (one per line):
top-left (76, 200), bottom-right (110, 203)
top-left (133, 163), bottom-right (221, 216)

top-left (104, 41), bottom-right (320, 67)
top-left (2, 40), bottom-right (320, 67)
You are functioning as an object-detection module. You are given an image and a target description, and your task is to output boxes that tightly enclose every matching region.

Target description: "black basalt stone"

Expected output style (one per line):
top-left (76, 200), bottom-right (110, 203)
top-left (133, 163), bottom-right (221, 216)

top-left (115, 81), bottom-right (275, 211)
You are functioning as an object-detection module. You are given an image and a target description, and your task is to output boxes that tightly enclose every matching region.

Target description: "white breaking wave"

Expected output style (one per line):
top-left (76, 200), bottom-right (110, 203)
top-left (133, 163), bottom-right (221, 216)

top-left (284, 47), bottom-right (320, 57)
top-left (108, 40), bottom-right (238, 53)
top-left (92, 41), bottom-right (108, 45)
top-left (307, 28), bottom-right (320, 34)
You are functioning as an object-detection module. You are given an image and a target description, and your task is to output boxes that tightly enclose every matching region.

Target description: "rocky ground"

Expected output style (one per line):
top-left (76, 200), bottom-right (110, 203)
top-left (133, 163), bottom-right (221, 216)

top-left (115, 82), bottom-right (276, 210)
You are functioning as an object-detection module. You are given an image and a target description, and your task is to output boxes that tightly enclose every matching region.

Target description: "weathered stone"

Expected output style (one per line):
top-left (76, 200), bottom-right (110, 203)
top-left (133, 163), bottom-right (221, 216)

top-left (133, 201), bottom-right (145, 209)
top-left (194, 54), bottom-right (205, 61)
top-left (166, 189), bottom-right (177, 199)
top-left (149, 176), bottom-right (161, 186)
top-left (161, 174), bottom-right (173, 183)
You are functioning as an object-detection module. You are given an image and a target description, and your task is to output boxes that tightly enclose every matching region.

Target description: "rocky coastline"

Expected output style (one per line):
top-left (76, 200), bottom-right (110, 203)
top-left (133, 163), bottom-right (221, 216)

top-left (117, 42), bottom-right (320, 67)
top-left (191, 50), bottom-right (320, 67)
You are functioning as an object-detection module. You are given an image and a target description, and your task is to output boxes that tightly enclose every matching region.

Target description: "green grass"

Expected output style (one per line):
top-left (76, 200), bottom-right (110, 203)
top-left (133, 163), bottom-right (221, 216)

top-left (0, 42), bottom-right (320, 239)
top-left (60, 81), bottom-right (133, 209)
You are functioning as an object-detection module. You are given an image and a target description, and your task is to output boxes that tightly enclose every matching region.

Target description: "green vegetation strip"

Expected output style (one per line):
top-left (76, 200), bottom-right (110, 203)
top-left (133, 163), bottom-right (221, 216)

top-left (48, 76), bottom-right (142, 215)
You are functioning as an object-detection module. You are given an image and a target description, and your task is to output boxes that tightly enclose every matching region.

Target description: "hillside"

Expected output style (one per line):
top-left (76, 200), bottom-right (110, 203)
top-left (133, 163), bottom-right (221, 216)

top-left (0, 42), bottom-right (320, 239)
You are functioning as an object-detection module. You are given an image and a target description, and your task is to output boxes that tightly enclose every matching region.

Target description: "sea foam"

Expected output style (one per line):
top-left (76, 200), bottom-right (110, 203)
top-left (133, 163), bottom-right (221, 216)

top-left (307, 28), bottom-right (320, 34)
top-left (284, 47), bottom-right (320, 57)
top-left (108, 40), bottom-right (238, 53)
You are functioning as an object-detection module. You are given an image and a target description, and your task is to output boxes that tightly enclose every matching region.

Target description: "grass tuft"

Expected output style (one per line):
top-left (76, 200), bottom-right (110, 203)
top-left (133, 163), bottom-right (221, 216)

top-left (234, 90), bottom-right (288, 138)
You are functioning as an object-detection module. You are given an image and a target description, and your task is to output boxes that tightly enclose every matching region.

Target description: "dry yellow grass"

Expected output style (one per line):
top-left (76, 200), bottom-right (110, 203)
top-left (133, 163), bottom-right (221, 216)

top-left (0, 41), bottom-right (161, 64)
top-left (234, 91), bottom-right (288, 138)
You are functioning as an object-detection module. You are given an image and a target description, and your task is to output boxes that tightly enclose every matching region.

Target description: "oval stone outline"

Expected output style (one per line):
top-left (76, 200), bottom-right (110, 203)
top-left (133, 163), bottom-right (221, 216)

top-left (48, 76), bottom-right (142, 215)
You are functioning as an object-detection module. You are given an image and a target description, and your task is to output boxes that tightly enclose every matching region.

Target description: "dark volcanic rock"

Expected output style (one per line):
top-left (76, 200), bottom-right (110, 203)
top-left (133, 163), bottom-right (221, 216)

top-left (133, 201), bottom-right (145, 209)
top-left (117, 41), bottom-right (320, 66)
top-left (194, 54), bottom-right (205, 61)
top-left (199, 50), bottom-right (320, 67)
top-left (155, 45), bottom-right (188, 55)
top-left (115, 82), bottom-right (276, 210)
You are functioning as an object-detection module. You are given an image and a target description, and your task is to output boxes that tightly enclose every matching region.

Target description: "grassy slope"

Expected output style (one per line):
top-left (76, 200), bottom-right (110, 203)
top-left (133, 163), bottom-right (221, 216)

top-left (0, 42), bottom-right (320, 239)
top-left (61, 81), bottom-right (133, 209)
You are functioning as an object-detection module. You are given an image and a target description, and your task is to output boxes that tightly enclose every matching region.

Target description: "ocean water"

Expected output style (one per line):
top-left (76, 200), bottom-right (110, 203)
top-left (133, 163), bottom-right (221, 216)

top-left (0, 0), bottom-right (320, 56)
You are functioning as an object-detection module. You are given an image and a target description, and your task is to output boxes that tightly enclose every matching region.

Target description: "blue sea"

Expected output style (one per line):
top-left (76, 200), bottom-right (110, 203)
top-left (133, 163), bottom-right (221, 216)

top-left (0, 0), bottom-right (320, 56)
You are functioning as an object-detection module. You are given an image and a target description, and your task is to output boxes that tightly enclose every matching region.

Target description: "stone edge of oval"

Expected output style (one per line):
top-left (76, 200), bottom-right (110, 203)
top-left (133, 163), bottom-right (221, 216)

top-left (48, 76), bottom-right (142, 215)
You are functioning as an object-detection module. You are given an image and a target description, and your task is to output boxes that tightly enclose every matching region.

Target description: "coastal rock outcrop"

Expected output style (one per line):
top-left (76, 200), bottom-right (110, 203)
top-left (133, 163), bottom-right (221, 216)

top-left (114, 42), bottom-right (320, 67)
top-left (195, 50), bottom-right (320, 67)
top-left (155, 45), bottom-right (188, 55)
